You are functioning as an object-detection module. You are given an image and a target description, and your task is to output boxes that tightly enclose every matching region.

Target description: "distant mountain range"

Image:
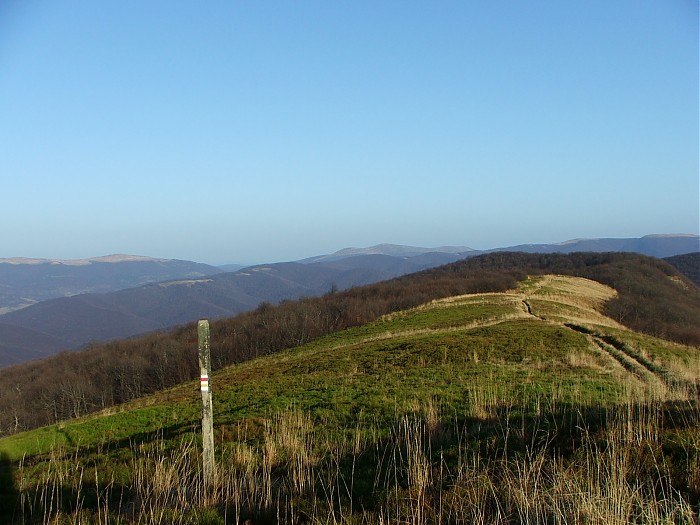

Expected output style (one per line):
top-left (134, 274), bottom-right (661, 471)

top-left (0, 234), bottom-right (697, 367)
top-left (300, 243), bottom-right (476, 263)
top-left (492, 234), bottom-right (699, 258)
top-left (304, 234), bottom-right (699, 262)
top-left (0, 255), bottom-right (220, 314)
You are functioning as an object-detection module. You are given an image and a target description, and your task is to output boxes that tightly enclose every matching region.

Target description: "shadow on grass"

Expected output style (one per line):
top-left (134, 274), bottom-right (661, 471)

top-left (9, 399), bottom-right (700, 523)
top-left (0, 452), bottom-right (18, 522)
top-left (8, 421), bottom-right (197, 524)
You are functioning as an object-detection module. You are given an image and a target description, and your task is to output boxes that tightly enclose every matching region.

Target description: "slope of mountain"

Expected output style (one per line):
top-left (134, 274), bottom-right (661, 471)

top-left (1, 274), bottom-right (697, 523)
top-left (0, 255), bottom-right (222, 314)
top-left (0, 323), bottom-right (71, 366)
top-left (495, 233), bottom-right (699, 258)
top-left (665, 252), bottom-right (700, 287)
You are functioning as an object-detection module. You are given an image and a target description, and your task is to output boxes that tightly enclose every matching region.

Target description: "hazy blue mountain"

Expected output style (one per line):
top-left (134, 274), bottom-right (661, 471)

top-left (0, 255), bottom-right (222, 314)
top-left (494, 234), bottom-right (699, 259)
top-left (300, 243), bottom-right (476, 263)
top-left (297, 235), bottom-right (699, 264)
top-left (0, 257), bottom-right (432, 364)
top-left (0, 322), bottom-right (72, 366)
top-left (217, 263), bottom-right (246, 272)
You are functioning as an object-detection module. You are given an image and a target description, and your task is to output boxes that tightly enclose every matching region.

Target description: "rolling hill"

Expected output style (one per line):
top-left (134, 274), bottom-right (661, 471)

top-left (1, 272), bottom-right (697, 523)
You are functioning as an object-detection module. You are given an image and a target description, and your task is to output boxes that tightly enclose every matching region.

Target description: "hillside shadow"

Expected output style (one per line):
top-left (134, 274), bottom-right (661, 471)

top-left (0, 452), bottom-right (18, 522)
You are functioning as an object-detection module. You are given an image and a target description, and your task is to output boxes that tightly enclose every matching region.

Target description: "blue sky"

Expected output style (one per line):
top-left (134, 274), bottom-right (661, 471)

top-left (1, 1), bottom-right (697, 265)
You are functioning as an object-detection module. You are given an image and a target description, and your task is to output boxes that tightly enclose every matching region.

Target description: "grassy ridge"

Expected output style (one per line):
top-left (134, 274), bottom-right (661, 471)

top-left (1, 275), bottom-right (698, 523)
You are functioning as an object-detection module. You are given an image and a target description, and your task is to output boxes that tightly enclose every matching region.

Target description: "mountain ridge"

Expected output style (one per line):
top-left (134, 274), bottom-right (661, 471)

top-left (1, 251), bottom-right (698, 437)
top-left (300, 243), bottom-right (476, 263)
top-left (298, 234), bottom-right (699, 264)
top-left (0, 254), bottom-right (170, 265)
top-left (0, 257), bottom-right (222, 315)
top-left (491, 234), bottom-right (699, 258)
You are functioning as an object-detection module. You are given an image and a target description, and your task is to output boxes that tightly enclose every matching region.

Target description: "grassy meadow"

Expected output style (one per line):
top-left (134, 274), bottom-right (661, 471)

top-left (0, 275), bottom-right (698, 524)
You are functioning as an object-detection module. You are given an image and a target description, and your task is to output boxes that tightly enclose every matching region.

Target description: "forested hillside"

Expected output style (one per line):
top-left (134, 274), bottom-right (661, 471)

top-left (665, 252), bottom-right (700, 287)
top-left (0, 252), bottom-right (697, 435)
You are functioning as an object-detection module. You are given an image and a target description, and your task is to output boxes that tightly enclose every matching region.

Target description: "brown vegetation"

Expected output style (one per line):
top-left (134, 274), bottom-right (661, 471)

top-left (665, 252), bottom-right (700, 287)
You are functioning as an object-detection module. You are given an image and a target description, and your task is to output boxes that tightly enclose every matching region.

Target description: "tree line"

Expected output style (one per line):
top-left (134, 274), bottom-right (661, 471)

top-left (0, 252), bottom-right (697, 435)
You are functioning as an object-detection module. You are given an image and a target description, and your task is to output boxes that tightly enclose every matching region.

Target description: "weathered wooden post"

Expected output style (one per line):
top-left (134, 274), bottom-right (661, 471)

top-left (198, 319), bottom-right (215, 493)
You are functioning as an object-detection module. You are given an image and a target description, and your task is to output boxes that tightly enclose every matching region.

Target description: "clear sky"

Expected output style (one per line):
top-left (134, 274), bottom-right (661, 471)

top-left (1, 1), bottom-right (697, 265)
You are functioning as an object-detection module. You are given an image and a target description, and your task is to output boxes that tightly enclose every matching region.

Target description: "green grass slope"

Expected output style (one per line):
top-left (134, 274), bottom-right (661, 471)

top-left (1, 275), bottom-right (698, 524)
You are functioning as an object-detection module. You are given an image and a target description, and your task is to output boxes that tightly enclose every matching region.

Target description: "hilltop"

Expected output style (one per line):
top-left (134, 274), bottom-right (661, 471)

top-left (0, 272), bottom-right (697, 523)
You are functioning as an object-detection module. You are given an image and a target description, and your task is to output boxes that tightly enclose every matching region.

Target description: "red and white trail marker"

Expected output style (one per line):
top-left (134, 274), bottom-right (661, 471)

top-left (198, 319), bottom-right (215, 492)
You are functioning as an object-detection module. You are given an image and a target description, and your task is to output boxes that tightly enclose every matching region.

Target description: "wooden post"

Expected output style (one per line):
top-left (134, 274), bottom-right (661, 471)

top-left (198, 319), bottom-right (215, 493)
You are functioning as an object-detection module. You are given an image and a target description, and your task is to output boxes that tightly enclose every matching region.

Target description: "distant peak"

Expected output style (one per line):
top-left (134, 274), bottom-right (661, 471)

top-left (0, 257), bottom-right (50, 265)
top-left (554, 238), bottom-right (585, 246)
top-left (331, 244), bottom-right (474, 257)
top-left (332, 244), bottom-right (423, 256)
top-left (642, 233), bottom-right (699, 239)
top-left (87, 254), bottom-right (166, 263)
top-left (0, 254), bottom-right (166, 266)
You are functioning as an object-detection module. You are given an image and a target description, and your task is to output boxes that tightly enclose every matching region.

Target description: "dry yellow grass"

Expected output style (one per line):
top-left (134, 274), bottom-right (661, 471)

top-left (519, 274), bottom-right (625, 329)
top-left (378, 275), bottom-right (625, 342)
